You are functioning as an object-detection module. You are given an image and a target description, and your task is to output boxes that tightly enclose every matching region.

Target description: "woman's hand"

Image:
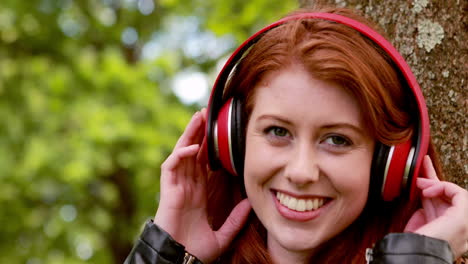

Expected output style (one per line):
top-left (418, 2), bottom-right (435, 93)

top-left (405, 156), bottom-right (468, 258)
top-left (154, 109), bottom-right (251, 263)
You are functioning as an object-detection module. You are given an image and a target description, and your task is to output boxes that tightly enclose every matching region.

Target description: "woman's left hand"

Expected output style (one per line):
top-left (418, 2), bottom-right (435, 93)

top-left (404, 155), bottom-right (468, 258)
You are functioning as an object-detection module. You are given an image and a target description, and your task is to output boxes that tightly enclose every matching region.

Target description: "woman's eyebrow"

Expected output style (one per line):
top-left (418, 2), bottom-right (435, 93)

top-left (321, 123), bottom-right (366, 136)
top-left (256, 114), bottom-right (293, 125)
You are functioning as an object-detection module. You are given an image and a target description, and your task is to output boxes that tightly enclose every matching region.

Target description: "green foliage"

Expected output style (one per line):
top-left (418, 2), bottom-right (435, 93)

top-left (0, 0), bottom-right (297, 263)
top-left (0, 48), bottom-right (189, 263)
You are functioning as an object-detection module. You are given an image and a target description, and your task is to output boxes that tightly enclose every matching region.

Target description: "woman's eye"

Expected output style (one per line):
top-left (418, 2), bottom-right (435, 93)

top-left (266, 126), bottom-right (289, 137)
top-left (324, 135), bottom-right (351, 146)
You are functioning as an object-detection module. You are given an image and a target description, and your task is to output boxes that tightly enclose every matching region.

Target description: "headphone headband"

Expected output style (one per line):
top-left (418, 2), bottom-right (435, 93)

top-left (206, 12), bottom-right (430, 201)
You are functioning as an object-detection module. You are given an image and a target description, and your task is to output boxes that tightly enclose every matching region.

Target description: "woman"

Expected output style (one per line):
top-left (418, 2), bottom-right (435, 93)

top-left (125, 6), bottom-right (468, 264)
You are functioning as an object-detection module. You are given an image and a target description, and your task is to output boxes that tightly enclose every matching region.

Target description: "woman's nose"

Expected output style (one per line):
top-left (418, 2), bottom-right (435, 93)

top-left (285, 144), bottom-right (320, 187)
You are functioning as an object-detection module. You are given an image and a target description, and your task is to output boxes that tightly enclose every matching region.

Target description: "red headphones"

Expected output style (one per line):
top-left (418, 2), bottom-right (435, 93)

top-left (205, 13), bottom-right (430, 202)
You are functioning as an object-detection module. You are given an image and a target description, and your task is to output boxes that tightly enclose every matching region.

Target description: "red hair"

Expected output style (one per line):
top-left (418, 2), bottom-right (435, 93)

top-left (207, 6), bottom-right (445, 263)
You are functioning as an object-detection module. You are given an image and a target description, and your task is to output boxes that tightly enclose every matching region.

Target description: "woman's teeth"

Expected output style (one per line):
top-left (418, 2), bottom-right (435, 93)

top-left (276, 191), bottom-right (325, 212)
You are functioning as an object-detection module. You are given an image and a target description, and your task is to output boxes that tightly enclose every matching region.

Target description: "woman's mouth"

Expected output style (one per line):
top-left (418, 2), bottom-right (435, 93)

top-left (273, 191), bottom-right (331, 221)
top-left (276, 191), bottom-right (326, 212)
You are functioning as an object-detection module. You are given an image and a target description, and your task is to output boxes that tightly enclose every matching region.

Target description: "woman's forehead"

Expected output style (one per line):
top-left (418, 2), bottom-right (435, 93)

top-left (250, 67), bottom-right (364, 127)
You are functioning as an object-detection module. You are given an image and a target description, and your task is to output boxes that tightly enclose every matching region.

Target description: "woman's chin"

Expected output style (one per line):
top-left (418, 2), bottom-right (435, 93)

top-left (267, 231), bottom-right (325, 256)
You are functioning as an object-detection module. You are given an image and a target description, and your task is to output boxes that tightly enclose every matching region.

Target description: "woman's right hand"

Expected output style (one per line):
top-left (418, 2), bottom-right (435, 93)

top-left (154, 109), bottom-right (251, 263)
top-left (404, 156), bottom-right (468, 259)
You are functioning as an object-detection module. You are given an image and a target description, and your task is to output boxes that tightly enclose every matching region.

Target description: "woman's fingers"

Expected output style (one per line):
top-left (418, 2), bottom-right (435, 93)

top-left (195, 108), bottom-right (207, 142)
top-left (200, 107), bottom-right (207, 122)
top-left (415, 174), bottom-right (468, 258)
top-left (161, 144), bottom-right (200, 184)
top-left (196, 108), bottom-right (209, 165)
top-left (174, 111), bottom-right (204, 149)
top-left (162, 110), bottom-right (207, 185)
top-left (417, 177), bottom-right (437, 188)
top-left (409, 156), bottom-right (468, 258)
top-left (422, 155), bottom-right (439, 180)
top-left (417, 178), bottom-right (458, 220)
top-left (422, 199), bottom-right (437, 220)
top-left (418, 178), bottom-right (466, 205)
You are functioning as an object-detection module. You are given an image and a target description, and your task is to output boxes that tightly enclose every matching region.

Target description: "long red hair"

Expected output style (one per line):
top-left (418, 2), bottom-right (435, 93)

top-left (206, 6), bottom-right (444, 263)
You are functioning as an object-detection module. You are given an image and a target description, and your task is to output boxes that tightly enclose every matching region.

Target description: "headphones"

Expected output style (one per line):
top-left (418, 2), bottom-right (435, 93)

top-left (205, 13), bottom-right (430, 202)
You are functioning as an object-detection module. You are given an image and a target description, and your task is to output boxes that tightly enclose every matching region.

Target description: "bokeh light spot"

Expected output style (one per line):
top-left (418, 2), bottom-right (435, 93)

top-left (60, 204), bottom-right (77, 222)
top-left (121, 27), bottom-right (138, 46)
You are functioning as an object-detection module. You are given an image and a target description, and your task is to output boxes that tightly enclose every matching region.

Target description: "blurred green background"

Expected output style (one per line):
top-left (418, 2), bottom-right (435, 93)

top-left (0, 0), bottom-right (297, 263)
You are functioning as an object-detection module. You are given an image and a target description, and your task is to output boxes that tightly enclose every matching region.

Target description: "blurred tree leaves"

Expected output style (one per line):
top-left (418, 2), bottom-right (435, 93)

top-left (0, 0), bottom-right (296, 263)
top-left (0, 48), bottom-right (189, 263)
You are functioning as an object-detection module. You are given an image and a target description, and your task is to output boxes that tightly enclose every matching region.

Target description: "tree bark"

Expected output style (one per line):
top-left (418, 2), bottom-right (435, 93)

top-left (302, 0), bottom-right (467, 188)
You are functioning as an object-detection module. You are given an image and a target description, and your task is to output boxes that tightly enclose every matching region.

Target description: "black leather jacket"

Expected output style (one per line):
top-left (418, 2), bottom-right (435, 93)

top-left (124, 220), bottom-right (453, 264)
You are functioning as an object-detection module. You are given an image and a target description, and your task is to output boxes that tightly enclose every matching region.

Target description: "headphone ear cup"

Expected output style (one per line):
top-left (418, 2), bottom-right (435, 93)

top-left (213, 98), bottom-right (244, 176)
top-left (230, 98), bottom-right (245, 176)
top-left (371, 140), bottom-right (415, 202)
top-left (383, 140), bottom-right (415, 201)
top-left (370, 142), bottom-right (390, 201)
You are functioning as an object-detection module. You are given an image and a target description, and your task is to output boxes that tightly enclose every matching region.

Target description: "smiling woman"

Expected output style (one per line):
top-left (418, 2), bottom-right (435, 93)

top-left (124, 5), bottom-right (468, 264)
top-left (243, 68), bottom-right (374, 263)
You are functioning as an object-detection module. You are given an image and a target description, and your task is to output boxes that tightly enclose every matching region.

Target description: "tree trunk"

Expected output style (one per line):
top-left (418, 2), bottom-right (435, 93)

top-left (302, 0), bottom-right (467, 188)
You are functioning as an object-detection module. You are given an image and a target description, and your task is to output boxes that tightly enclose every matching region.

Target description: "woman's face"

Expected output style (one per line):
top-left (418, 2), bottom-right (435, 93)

top-left (243, 66), bottom-right (374, 262)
